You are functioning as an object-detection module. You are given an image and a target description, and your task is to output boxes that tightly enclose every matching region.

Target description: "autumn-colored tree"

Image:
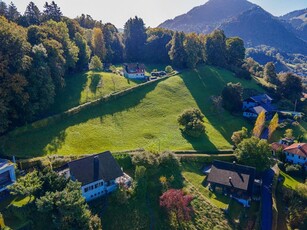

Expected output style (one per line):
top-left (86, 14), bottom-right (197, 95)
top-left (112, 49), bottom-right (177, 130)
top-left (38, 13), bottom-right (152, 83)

top-left (253, 110), bottom-right (266, 138)
top-left (92, 27), bottom-right (106, 61)
top-left (160, 189), bottom-right (194, 222)
top-left (284, 129), bottom-right (294, 139)
top-left (268, 113), bottom-right (279, 140)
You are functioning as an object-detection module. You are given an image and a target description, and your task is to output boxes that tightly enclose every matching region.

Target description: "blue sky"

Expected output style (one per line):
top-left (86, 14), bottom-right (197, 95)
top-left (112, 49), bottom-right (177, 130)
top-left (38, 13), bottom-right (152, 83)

top-left (4, 0), bottom-right (307, 28)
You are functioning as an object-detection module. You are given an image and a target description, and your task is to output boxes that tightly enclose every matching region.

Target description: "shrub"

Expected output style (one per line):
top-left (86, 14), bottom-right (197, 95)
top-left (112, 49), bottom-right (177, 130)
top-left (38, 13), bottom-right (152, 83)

top-left (160, 189), bottom-right (194, 221)
top-left (131, 151), bottom-right (159, 167)
top-left (165, 65), bottom-right (173, 73)
top-left (158, 151), bottom-right (180, 167)
top-left (285, 164), bottom-right (302, 177)
top-left (89, 55), bottom-right (103, 71)
top-left (178, 108), bottom-right (205, 138)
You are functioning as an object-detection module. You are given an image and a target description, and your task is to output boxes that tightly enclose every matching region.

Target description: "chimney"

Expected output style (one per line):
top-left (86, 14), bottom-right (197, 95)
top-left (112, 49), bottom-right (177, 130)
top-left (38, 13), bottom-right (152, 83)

top-left (233, 161), bottom-right (236, 167)
top-left (93, 156), bottom-right (99, 181)
top-left (229, 177), bottom-right (232, 182)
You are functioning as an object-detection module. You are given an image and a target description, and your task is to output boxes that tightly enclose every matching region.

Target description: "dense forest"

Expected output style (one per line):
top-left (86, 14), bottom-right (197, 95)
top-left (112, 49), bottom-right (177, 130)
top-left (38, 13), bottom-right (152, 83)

top-left (0, 1), bottom-right (248, 134)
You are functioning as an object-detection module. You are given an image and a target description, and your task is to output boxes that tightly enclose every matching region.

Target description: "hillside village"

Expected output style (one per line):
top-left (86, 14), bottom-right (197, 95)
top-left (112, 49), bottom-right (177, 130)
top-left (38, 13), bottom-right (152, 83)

top-left (0, 0), bottom-right (307, 230)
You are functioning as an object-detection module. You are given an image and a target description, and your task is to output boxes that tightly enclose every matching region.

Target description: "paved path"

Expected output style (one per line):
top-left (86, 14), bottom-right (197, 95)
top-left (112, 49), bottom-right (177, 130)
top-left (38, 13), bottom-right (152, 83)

top-left (261, 169), bottom-right (274, 230)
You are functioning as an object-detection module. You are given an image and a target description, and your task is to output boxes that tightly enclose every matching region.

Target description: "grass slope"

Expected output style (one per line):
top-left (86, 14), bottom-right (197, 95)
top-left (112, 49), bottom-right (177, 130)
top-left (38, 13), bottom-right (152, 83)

top-left (48, 71), bottom-right (139, 114)
top-left (3, 65), bottom-right (264, 158)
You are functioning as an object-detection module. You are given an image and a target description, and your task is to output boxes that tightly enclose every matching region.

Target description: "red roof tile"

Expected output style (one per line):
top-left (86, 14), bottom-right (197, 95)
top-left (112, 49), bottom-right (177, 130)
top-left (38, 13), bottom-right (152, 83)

top-left (284, 143), bottom-right (307, 158)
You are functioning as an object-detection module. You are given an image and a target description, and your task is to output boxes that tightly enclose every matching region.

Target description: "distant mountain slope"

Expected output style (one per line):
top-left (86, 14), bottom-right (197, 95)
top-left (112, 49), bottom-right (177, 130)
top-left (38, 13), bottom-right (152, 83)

top-left (159, 0), bottom-right (255, 34)
top-left (279, 9), bottom-right (307, 41)
top-left (220, 7), bottom-right (307, 55)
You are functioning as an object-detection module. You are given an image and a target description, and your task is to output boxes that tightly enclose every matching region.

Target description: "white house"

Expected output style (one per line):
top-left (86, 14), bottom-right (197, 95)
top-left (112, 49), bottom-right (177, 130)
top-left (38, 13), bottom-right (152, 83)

top-left (243, 94), bottom-right (276, 119)
top-left (283, 143), bottom-right (307, 168)
top-left (123, 63), bottom-right (146, 79)
top-left (60, 151), bottom-right (131, 202)
top-left (0, 159), bottom-right (16, 193)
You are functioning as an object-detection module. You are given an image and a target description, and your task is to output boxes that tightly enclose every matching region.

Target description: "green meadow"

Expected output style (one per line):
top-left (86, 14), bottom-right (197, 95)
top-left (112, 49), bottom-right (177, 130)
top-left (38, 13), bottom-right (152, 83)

top-left (3, 65), bottom-right (269, 157)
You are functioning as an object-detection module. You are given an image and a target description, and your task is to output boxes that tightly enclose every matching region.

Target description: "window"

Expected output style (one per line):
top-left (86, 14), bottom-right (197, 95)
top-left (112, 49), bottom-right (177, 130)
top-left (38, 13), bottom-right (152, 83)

top-left (84, 187), bottom-right (89, 193)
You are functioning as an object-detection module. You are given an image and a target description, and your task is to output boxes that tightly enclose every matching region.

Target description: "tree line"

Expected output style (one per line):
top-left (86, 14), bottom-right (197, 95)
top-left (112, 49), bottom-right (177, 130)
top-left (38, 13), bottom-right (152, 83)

top-left (0, 1), bottom-right (248, 134)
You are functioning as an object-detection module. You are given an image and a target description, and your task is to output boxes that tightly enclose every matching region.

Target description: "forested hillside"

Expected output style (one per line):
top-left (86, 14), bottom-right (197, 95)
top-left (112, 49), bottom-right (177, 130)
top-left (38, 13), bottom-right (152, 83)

top-left (0, 1), bottom-right (248, 135)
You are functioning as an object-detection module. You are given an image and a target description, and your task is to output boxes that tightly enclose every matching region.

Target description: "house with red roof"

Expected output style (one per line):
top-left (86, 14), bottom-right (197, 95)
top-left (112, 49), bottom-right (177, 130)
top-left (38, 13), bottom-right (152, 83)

top-left (123, 63), bottom-right (146, 79)
top-left (283, 143), bottom-right (307, 168)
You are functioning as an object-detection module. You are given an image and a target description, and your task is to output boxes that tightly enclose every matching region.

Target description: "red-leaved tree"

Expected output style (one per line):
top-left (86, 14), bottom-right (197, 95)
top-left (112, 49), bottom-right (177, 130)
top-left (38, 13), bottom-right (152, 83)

top-left (160, 189), bottom-right (194, 221)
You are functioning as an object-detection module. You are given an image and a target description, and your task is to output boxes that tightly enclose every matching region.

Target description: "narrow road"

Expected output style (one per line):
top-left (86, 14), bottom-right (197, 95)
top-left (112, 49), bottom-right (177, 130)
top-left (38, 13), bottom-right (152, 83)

top-left (261, 169), bottom-right (274, 230)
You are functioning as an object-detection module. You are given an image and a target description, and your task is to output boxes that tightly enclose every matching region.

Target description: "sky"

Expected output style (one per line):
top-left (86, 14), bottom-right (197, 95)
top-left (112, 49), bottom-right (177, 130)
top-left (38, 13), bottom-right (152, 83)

top-left (3, 0), bottom-right (307, 28)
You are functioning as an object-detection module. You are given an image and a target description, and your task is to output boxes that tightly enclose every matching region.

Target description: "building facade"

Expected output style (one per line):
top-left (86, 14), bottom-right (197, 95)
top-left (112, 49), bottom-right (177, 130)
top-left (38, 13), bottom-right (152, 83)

top-left (283, 143), bottom-right (307, 167)
top-left (60, 151), bottom-right (131, 202)
top-left (123, 63), bottom-right (146, 79)
top-left (0, 159), bottom-right (16, 193)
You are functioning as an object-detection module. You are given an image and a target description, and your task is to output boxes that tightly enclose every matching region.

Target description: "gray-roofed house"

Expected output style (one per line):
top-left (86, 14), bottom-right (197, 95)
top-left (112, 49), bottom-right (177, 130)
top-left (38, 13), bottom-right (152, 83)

top-left (243, 94), bottom-right (276, 119)
top-left (206, 160), bottom-right (258, 207)
top-left (60, 151), bottom-right (131, 201)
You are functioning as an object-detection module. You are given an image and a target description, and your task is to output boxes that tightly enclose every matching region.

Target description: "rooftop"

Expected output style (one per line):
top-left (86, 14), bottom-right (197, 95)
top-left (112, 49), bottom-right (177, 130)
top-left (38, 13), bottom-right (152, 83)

top-left (68, 151), bottom-right (123, 186)
top-left (207, 160), bottom-right (256, 194)
top-left (284, 143), bottom-right (307, 158)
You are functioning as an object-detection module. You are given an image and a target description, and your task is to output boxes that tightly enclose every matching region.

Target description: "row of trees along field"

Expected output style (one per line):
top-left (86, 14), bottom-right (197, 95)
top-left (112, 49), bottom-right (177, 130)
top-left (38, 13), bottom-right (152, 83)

top-left (0, 1), bottom-right (246, 134)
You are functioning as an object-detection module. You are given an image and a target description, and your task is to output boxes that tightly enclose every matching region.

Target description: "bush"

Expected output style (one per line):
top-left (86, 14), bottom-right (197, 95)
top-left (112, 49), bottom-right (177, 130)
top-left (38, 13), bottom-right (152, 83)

top-left (165, 65), bottom-right (173, 73)
top-left (285, 164), bottom-right (302, 177)
top-left (178, 108), bottom-right (205, 138)
top-left (89, 55), bottom-right (103, 71)
top-left (131, 151), bottom-right (159, 167)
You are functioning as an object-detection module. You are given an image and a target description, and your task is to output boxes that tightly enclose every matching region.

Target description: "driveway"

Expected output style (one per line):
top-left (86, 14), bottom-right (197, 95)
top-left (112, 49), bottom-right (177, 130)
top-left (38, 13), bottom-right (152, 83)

top-left (261, 169), bottom-right (274, 230)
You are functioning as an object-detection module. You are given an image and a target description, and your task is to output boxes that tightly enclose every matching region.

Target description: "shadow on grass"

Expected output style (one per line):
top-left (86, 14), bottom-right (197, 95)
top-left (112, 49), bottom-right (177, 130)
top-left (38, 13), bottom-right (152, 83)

top-left (89, 74), bottom-right (101, 94)
top-left (46, 72), bottom-right (88, 115)
top-left (4, 80), bottom-right (164, 158)
top-left (179, 65), bottom-right (250, 150)
top-left (180, 129), bottom-right (218, 151)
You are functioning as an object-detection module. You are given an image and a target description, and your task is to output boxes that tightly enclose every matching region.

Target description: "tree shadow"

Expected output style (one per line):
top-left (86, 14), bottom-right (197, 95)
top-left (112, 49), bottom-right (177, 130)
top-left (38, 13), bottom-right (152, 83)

top-left (179, 129), bottom-right (218, 151)
top-left (178, 66), bottom-right (248, 150)
top-left (46, 72), bottom-right (88, 115)
top-left (4, 79), bottom-right (165, 158)
top-left (89, 74), bottom-right (101, 94)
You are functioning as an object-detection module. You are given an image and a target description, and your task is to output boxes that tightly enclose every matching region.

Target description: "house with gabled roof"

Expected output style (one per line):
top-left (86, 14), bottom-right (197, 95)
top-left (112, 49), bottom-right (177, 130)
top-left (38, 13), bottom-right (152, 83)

top-left (243, 94), bottom-right (276, 119)
top-left (206, 160), bottom-right (259, 207)
top-left (59, 151), bottom-right (131, 201)
top-left (123, 63), bottom-right (146, 79)
top-left (283, 143), bottom-right (307, 168)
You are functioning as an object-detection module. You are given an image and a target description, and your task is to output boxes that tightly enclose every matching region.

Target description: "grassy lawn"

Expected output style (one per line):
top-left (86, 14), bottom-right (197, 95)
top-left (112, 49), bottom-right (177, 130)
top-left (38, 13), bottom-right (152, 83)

top-left (279, 170), bottom-right (303, 190)
top-left (48, 71), bottom-right (140, 114)
top-left (98, 155), bottom-right (232, 230)
top-left (181, 162), bottom-right (231, 209)
top-left (3, 65), bottom-right (263, 158)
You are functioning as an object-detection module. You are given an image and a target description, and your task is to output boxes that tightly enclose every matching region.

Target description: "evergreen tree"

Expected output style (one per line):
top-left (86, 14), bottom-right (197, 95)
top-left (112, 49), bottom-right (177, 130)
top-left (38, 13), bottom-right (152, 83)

top-left (7, 2), bottom-right (20, 22)
top-left (23, 1), bottom-right (41, 26)
top-left (0, 1), bottom-right (7, 17)
top-left (43, 1), bottom-right (62, 22)
top-left (252, 110), bottom-right (266, 138)
top-left (124, 16), bottom-right (147, 62)
top-left (168, 31), bottom-right (186, 68)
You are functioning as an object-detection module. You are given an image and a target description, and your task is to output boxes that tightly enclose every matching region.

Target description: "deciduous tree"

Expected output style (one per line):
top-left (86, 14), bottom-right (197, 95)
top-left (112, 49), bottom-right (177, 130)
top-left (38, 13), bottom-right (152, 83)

top-left (231, 127), bottom-right (249, 146)
top-left (221, 82), bottom-right (243, 113)
top-left (92, 27), bottom-right (106, 62)
top-left (252, 110), bottom-right (266, 138)
top-left (178, 108), bottom-right (205, 138)
top-left (268, 113), bottom-right (279, 140)
top-left (160, 189), bottom-right (194, 221)
top-left (168, 31), bottom-right (186, 68)
top-left (235, 137), bottom-right (271, 171)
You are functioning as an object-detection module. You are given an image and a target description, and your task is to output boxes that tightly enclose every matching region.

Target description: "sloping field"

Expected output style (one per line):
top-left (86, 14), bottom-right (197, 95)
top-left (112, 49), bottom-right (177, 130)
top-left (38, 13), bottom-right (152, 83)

top-left (3, 65), bottom-right (265, 158)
